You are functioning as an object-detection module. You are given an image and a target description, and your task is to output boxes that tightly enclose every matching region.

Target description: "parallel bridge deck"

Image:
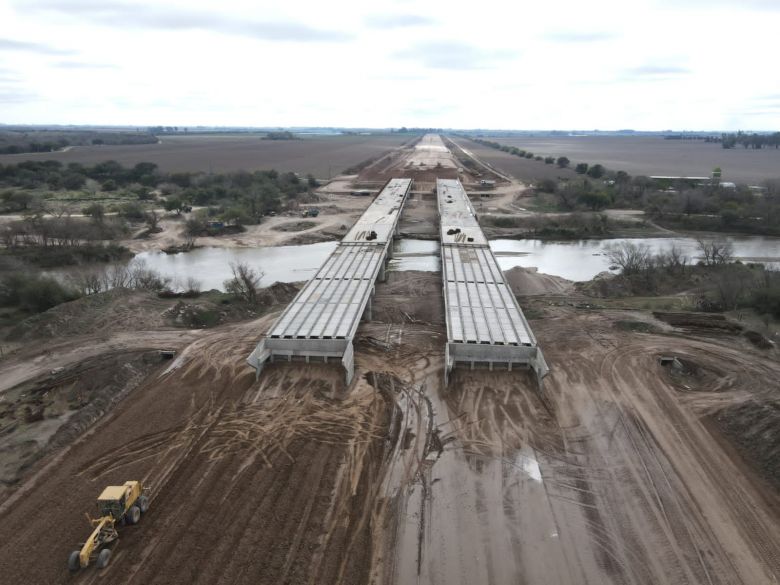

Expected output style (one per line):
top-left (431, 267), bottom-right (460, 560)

top-left (248, 178), bottom-right (413, 384)
top-left (437, 179), bottom-right (548, 385)
top-left (269, 244), bottom-right (383, 340)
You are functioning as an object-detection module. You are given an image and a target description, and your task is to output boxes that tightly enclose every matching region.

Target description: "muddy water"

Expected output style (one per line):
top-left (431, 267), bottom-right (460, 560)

top-left (130, 241), bottom-right (337, 290)
top-left (74, 235), bottom-right (777, 291)
top-left (135, 239), bottom-right (440, 289)
top-left (492, 235), bottom-right (780, 281)
top-left (390, 235), bottom-right (780, 279)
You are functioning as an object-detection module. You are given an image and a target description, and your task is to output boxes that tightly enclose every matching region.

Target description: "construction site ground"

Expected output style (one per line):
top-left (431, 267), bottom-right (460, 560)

top-left (1, 136), bottom-right (779, 584)
top-left (0, 265), bottom-right (778, 584)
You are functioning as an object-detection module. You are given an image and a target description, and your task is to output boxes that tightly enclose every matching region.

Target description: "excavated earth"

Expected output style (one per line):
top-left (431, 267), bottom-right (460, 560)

top-left (0, 268), bottom-right (778, 585)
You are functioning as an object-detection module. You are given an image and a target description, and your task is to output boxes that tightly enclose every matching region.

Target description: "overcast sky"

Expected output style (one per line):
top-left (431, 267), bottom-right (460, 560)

top-left (1, 0), bottom-right (779, 130)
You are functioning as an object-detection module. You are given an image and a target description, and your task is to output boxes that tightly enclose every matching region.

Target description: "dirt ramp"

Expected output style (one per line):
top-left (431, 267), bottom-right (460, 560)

top-left (504, 265), bottom-right (573, 296)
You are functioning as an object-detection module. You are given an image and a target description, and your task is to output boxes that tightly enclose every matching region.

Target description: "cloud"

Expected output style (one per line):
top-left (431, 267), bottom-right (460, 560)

top-left (0, 38), bottom-right (72, 55)
top-left (545, 31), bottom-right (617, 42)
top-left (620, 64), bottom-right (691, 81)
top-left (395, 41), bottom-right (516, 70)
top-left (626, 65), bottom-right (690, 75)
top-left (657, 0), bottom-right (780, 9)
top-left (0, 90), bottom-right (38, 104)
top-left (52, 60), bottom-right (118, 69)
top-left (365, 14), bottom-right (435, 29)
top-left (19, 0), bottom-right (352, 42)
top-left (752, 94), bottom-right (780, 103)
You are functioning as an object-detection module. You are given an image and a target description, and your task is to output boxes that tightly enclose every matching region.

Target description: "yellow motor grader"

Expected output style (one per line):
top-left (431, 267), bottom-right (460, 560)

top-left (68, 480), bottom-right (150, 572)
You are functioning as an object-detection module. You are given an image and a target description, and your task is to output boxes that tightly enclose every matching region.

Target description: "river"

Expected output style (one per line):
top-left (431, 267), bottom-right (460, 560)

top-left (490, 236), bottom-right (780, 281)
top-left (118, 235), bottom-right (778, 291)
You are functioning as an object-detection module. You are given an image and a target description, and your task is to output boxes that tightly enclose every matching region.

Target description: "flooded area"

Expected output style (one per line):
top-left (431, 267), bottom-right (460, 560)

top-left (491, 236), bottom-right (780, 281)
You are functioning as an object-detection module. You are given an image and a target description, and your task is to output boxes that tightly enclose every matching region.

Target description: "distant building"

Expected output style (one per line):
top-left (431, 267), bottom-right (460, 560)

top-left (650, 176), bottom-right (709, 181)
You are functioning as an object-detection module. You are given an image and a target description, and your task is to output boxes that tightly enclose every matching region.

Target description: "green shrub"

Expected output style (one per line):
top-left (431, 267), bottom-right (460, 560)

top-left (0, 273), bottom-right (79, 312)
top-left (489, 216), bottom-right (521, 228)
top-left (119, 201), bottom-right (146, 221)
top-left (751, 287), bottom-right (780, 318)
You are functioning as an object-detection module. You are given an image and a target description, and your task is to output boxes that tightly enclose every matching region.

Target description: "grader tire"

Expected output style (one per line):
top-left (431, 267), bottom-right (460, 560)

top-left (68, 551), bottom-right (81, 572)
top-left (96, 548), bottom-right (112, 569)
top-left (126, 505), bottom-right (141, 525)
top-left (138, 495), bottom-right (149, 514)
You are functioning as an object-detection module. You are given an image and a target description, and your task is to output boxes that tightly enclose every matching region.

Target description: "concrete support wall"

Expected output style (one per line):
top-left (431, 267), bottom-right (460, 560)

top-left (445, 342), bottom-right (549, 390)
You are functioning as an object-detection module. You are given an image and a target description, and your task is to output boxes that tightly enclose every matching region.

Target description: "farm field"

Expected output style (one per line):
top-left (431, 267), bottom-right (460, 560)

top-left (452, 137), bottom-right (581, 184)
top-left (465, 135), bottom-right (780, 184)
top-left (0, 134), bottom-right (413, 178)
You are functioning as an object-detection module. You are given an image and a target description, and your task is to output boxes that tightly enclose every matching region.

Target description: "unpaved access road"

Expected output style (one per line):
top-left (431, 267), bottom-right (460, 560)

top-left (375, 299), bottom-right (780, 585)
top-left (0, 269), bottom-right (778, 584)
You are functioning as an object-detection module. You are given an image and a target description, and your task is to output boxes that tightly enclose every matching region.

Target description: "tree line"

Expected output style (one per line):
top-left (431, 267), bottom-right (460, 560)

top-left (0, 130), bottom-right (158, 155)
top-left (720, 131), bottom-right (780, 149)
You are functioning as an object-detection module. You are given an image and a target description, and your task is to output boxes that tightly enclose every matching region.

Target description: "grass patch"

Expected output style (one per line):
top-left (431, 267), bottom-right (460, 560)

top-left (521, 306), bottom-right (545, 319)
top-left (614, 320), bottom-right (661, 333)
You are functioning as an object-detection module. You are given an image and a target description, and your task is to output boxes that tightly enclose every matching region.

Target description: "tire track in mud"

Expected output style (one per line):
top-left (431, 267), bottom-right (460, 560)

top-left (377, 303), bottom-right (780, 585)
top-left (578, 335), bottom-right (780, 584)
top-left (617, 339), bottom-right (780, 558)
top-left (550, 344), bottom-right (722, 585)
top-left (0, 317), bottom-right (398, 585)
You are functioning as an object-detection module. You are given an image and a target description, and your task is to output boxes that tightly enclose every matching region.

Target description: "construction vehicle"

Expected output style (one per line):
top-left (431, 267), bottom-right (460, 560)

top-left (68, 481), bottom-right (150, 572)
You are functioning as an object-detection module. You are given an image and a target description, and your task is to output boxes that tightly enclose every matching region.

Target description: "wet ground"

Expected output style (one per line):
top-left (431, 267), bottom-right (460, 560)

top-left (1, 136), bottom-right (779, 584)
top-left (0, 267), bottom-right (778, 585)
top-left (365, 277), bottom-right (780, 585)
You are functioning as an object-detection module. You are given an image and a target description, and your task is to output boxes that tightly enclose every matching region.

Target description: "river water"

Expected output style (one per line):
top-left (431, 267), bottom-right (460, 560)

top-left (129, 241), bottom-right (338, 290)
top-left (491, 236), bottom-right (780, 281)
top-left (118, 235), bottom-right (778, 291)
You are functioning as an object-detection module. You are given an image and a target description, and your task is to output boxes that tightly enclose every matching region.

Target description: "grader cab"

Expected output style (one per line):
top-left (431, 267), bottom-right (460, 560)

top-left (68, 481), bottom-right (150, 572)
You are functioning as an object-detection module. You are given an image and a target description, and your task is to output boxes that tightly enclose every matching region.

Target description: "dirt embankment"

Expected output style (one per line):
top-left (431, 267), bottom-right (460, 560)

top-left (504, 265), bottom-right (574, 296)
top-left (0, 283), bottom-right (300, 498)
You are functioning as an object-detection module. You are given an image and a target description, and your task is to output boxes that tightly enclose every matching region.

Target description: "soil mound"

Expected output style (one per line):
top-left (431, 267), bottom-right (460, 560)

top-left (6, 289), bottom-right (170, 341)
top-left (504, 266), bottom-right (573, 296)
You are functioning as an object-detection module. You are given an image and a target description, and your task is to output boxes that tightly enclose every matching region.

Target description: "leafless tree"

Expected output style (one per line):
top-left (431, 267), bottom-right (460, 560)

top-left (72, 270), bottom-right (105, 295)
top-left (224, 261), bottom-right (264, 304)
top-left (696, 237), bottom-right (734, 266)
top-left (145, 210), bottom-right (160, 232)
top-left (71, 262), bottom-right (170, 294)
top-left (46, 200), bottom-right (72, 219)
top-left (604, 241), bottom-right (652, 275)
top-left (185, 277), bottom-right (202, 295)
top-left (129, 262), bottom-right (171, 290)
top-left (104, 264), bottom-right (132, 288)
top-left (665, 243), bottom-right (689, 274)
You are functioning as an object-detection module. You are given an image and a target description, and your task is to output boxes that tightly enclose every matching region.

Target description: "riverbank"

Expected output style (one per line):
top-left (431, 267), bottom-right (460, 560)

top-left (121, 190), bottom-right (371, 253)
